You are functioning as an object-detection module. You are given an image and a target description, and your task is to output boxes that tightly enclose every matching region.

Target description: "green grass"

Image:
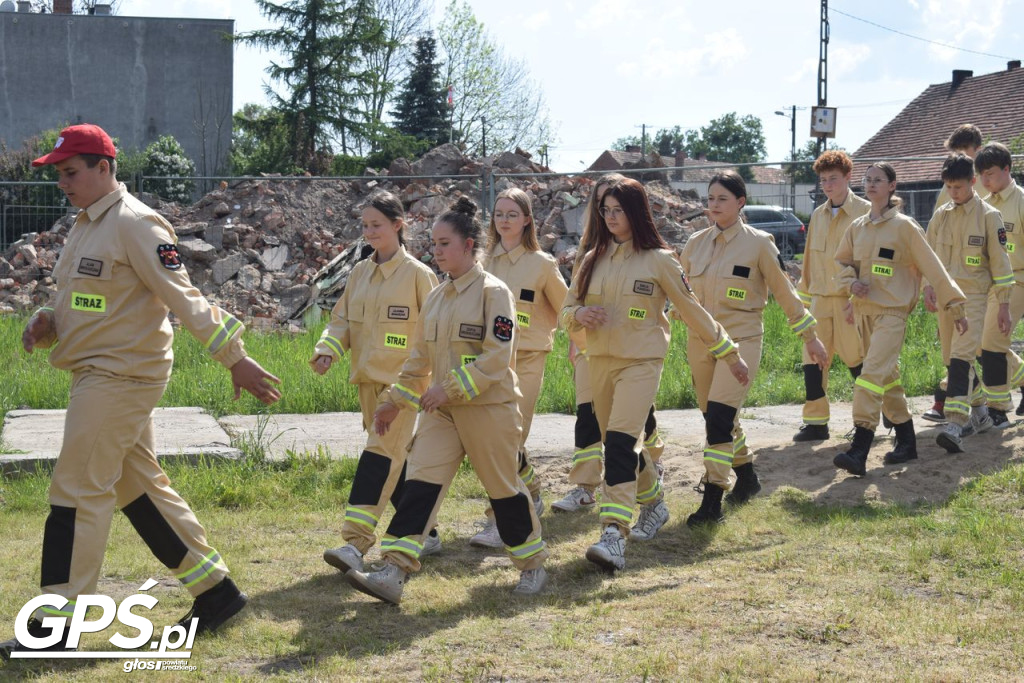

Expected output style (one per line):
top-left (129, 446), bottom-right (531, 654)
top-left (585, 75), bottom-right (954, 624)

top-left (0, 303), bottom-right (953, 424)
top-left (1, 455), bottom-right (1023, 679)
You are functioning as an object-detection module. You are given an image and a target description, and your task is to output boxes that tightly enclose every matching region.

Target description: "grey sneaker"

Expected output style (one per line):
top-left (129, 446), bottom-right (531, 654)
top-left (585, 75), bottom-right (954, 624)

top-left (971, 407), bottom-right (993, 434)
top-left (323, 544), bottom-right (363, 573)
top-left (990, 408), bottom-right (1011, 429)
top-left (629, 499), bottom-right (670, 541)
top-left (469, 519), bottom-right (503, 549)
top-left (551, 487), bottom-right (596, 513)
top-left (421, 531), bottom-right (442, 557)
top-left (937, 422), bottom-right (964, 454)
top-left (533, 494), bottom-right (545, 518)
top-left (512, 567), bottom-right (547, 596)
top-left (345, 563), bottom-right (407, 604)
top-left (585, 525), bottom-right (626, 572)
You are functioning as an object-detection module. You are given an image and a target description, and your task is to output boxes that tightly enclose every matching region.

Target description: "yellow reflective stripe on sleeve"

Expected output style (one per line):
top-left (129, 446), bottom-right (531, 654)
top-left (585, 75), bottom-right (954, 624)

top-left (452, 366), bottom-right (480, 400)
top-left (506, 537), bottom-right (546, 559)
top-left (854, 376), bottom-right (885, 395)
top-left (320, 334), bottom-right (344, 359)
top-left (993, 274), bottom-right (1015, 286)
top-left (381, 537), bottom-right (423, 558)
top-left (394, 383), bottom-right (421, 409)
top-left (599, 503), bottom-right (633, 523)
top-left (206, 314), bottom-right (243, 355)
top-left (708, 336), bottom-right (736, 359)
top-left (573, 446), bottom-right (602, 463)
top-left (798, 291), bottom-right (812, 305)
top-left (790, 312), bottom-right (816, 334)
top-left (344, 506), bottom-right (380, 530)
top-left (703, 447), bottom-right (734, 466)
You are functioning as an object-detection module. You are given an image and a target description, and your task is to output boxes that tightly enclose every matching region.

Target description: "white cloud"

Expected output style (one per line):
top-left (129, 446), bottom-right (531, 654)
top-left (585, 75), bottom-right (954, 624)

top-left (574, 0), bottom-right (629, 31)
top-left (829, 43), bottom-right (872, 78)
top-left (523, 9), bottom-right (550, 31)
top-left (917, 0), bottom-right (1006, 61)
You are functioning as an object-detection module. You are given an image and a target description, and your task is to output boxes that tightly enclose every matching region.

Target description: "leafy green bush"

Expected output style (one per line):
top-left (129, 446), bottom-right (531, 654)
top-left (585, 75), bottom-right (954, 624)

top-left (142, 135), bottom-right (196, 203)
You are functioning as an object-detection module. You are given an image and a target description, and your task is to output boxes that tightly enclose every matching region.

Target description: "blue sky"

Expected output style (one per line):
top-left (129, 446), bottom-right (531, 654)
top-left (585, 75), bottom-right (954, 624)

top-left (125, 0), bottom-right (1023, 172)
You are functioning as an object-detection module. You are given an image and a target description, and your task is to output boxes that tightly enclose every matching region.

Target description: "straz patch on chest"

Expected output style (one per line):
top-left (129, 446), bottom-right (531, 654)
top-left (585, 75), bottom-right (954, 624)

top-left (1007, 243), bottom-right (1016, 253)
top-left (517, 311), bottom-right (531, 328)
top-left (77, 258), bottom-right (103, 277)
top-left (71, 292), bottom-right (107, 313)
top-left (872, 264), bottom-right (894, 277)
top-left (965, 255), bottom-right (982, 267)
top-left (460, 355), bottom-right (477, 366)
top-left (633, 280), bottom-right (655, 295)
top-left (157, 244), bottom-right (182, 270)
top-left (384, 333), bottom-right (408, 349)
top-left (968, 235), bottom-right (986, 247)
top-left (628, 307), bottom-right (647, 320)
top-left (387, 305), bottom-right (410, 320)
top-left (726, 287), bottom-right (747, 301)
top-left (459, 323), bottom-right (485, 341)
top-left (493, 316), bottom-right (514, 342)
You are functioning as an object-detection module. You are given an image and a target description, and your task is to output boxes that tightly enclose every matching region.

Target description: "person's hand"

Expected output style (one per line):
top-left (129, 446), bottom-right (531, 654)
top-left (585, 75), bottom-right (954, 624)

top-left (575, 305), bottom-right (608, 329)
top-left (419, 384), bottom-right (450, 413)
top-left (729, 357), bottom-right (750, 386)
top-left (954, 317), bottom-right (969, 336)
top-left (998, 302), bottom-right (1012, 336)
top-left (923, 285), bottom-right (937, 313)
top-left (806, 337), bottom-right (829, 370)
top-left (310, 354), bottom-right (333, 375)
top-left (851, 280), bottom-right (870, 299)
top-left (842, 299), bottom-right (855, 325)
top-left (22, 309), bottom-right (55, 353)
top-left (373, 402), bottom-right (399, 435)
top-left (230, 357), bottom-right (282, 405)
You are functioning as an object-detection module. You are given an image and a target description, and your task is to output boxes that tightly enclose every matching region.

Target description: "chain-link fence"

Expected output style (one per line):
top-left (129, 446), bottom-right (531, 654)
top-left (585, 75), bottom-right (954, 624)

top-left (0, 181), bottom-right (72, 251)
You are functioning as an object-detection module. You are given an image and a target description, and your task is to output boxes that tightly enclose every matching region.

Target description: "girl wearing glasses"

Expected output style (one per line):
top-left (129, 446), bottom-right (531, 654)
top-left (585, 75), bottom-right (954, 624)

top-left (679, 171), bottom-right (828, 526)
top-left (311, 191), bottom-right (439, 575)
top-left (348, 197), bottom-right (548, 602)
top-left (466, 188), bottom-right (570, 548)
top-left (562, 178), bottom-right (747, 572)
top-left (833, 162), bottom-right (966, 476)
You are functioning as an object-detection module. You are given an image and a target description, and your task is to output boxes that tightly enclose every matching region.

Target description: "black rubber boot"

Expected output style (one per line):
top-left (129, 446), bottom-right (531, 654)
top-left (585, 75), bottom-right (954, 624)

top-left (0, 618), bottom-right (74, 661)
top-left (176, 576), bottom-right (248, 636)
top-left (1017, 388), bottom-right (1024, 417)
top-left (686, 483), bottom-right (726, 527)
top-left (725, 463), bottom-right (761, 504)
top-left (793, 424), bottom-right (829, 442)
top-left (833, 426), bottom-right (874, 476)
top-left (883, 420), bottom-right (918, 465)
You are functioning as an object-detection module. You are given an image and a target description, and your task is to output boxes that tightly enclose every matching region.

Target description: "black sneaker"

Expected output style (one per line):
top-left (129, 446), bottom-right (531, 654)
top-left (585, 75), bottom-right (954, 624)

top-left (990, 408), bottom-right (1011, 429)
top-left (793, 424), bottom-right (829, 442)
top-left (176, 577), bottom-right (248, 636)
top-left (0, 617), bottom-right (74, 661)
top-left (1017, 390), bottom-right (1024, 417)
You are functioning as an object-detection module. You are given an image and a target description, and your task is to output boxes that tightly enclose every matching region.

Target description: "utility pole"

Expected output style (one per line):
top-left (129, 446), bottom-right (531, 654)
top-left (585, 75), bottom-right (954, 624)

top-left (815, 0), bottom-right (829, 159)
top-left (775, 107), bottom-right (798, 210)
top-left (641, 123), bottom-right (647, 156)
top-left (481, 116), bottom-right (487, 157)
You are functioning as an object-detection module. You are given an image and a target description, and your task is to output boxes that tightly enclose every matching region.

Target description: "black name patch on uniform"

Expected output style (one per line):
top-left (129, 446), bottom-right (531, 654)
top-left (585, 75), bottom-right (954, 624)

top-left (459, 323), bottom-right (484, 340)
top-left (968, 235), bottom-right (985, 247)
top-left (493, 315), bottom-right (513, 342)
top-left (157, 244), bottom-right (182, 270)
top-left (633, 280), bottom-right (655, 295)
top-left (732, 265), bottom-right (751, 278)
top-left (387, 305), bottom-right (410, 320)
top-left (998, 227), bottom-right (1008, 246)
top-left (878, 247), bottom-right (895, 260)
top-left (520, 288), bottom-right (535, 302)
top-left (77, 258), bottom-right (103, 277)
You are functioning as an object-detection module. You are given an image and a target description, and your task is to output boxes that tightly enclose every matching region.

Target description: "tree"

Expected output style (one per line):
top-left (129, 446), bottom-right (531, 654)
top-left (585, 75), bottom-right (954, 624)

top-left (392, 35), bottom-right (449, 150)
top-left (782, 139), bottom-right (847, 184)
top-left (684, 113), bottom-right (766, 180)
top-left (438, 0), bottom-right (551, 156)
top-left (229, 104), bottom-right (303, 176)
top-left (28, 1), bottom-right (122, 12)
top-left (142, 136), bottom-right (196, 204)
top-left (236, 0), bottom-right (387, 172)
top-left (612, 125), bottom-right (686, 156)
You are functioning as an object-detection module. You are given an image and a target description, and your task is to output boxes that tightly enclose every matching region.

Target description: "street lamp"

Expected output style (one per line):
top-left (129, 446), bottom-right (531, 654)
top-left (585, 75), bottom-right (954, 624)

top-left (775, 106), bottom-right (797, 211)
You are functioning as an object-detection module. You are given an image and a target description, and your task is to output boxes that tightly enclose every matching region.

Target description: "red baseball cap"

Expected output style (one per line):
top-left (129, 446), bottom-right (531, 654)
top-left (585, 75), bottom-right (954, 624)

top-left (31, 124), bottom-right (117, 166)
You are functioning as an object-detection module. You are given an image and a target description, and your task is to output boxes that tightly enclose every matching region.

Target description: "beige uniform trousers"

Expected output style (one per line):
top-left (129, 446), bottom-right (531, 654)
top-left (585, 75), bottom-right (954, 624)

top-left (382, 401), bottom-right (546, 573)
top-left (979, 283), bottom-right (1024, 410)
top-left (513, 349), bottom-right (547, 497)
top-left (689, 335), bottom-right (763, 489)
top-left (801, 295), bottom-right (864, 425)
top-left (341, 382), bottom-right (418, 553)
top-left (589, 357), bottom-right (664, 533)
top-left (852, 314), bottom-right (913, 429)
top-left (39, 371), bottom-right (225, 619)
top-left (939, 293), bottom-right (987, 424)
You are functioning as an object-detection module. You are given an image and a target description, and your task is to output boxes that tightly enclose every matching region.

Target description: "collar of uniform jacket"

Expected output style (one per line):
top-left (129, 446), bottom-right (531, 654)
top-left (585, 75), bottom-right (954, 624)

top-left (494, 242), bottom-right (527, 264)
top-left (945, 192), bottom-right (981, 217)
top-left (81, 183), bottom-right (128, 223)
top-left (869, 205), bottom-right (901, 225)
top-left (371, 244), bottom-right (408, 279)
top-left (993, 179), bottom-right (1018, 203)
top-left (449, 261), bottom-right (484, 292)
top-left (715, 219), bottom-right (743, 242)
top-left (607, 238), bottom-right (636, 259)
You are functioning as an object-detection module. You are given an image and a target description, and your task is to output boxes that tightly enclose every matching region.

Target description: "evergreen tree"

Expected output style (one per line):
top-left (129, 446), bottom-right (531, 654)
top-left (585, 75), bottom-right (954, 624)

top-left (392, 36), bottom-right (450, 149)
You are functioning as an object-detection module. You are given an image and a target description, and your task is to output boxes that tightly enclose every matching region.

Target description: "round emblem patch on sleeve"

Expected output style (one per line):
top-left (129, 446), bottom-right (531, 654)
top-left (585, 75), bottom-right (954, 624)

top-left (157, 244), bottom-right (182, 270)
top-left (493, 315), bottom-right (513, 342)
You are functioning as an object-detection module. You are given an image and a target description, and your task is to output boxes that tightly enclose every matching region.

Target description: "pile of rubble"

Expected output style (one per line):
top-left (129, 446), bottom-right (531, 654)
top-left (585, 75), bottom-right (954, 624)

top-left (0, 144), bottom-right (713, 326)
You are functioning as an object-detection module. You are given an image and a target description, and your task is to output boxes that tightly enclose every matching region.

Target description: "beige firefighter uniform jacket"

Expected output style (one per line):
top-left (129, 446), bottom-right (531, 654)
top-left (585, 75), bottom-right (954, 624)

top-left (798, 192), bottom-right (871, 302)
top-left (926, 192), bottom-right (1013, 302)
top-left (483, 244), bottom-right (568, 352)
top-left (985, 179), bottom-right (1024, 284)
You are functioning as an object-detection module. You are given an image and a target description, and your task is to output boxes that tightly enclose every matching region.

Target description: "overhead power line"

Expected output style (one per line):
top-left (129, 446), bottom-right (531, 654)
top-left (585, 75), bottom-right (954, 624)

top-left (830, 7), bottom-right (1016, 61)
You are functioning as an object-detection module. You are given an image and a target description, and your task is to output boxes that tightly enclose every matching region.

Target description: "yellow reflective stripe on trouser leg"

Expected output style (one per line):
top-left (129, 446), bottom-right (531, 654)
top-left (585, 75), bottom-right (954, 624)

top-left (945, 399), bottom-right (970, 415)
top-left (636, 479), bottom-right (661, 504)
top-left (40, 600), bottom-right (76, 618)
top-left (506, 536), bottom-right (546, 559)
top-left (703, 447), bottom-right (734, 467)
top-left (855, 376), bottom-right (885, 395)
top-left (344, 506), bottom-right (380, 530)
top-left (176, 550), bottom-right (226, 588)
top-left (381, 537), bottom-right (423, 558)
top-left (573, 445), bottom-right (602, 464)
top-left (599, 503), bottom-right (633, 523)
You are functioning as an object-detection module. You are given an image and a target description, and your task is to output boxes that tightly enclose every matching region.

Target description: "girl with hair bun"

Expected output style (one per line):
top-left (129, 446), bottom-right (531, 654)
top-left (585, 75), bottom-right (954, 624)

top-left (346, 196), bottom-right (549, 603)
top-left (467, 187), bottom-right (569, 548)
top-left (312, 191), bottom-right (439, 575)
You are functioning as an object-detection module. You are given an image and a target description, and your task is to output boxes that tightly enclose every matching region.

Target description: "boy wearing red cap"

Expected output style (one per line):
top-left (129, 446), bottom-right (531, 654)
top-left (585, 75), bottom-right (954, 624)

top-left (0, 124), bottom-right (282, 659)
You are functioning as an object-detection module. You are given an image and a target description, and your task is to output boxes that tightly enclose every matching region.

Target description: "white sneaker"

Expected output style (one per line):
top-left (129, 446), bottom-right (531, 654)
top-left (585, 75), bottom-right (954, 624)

top-left (421, 531), bottom-right (442, 557)
top-left (585, 525), bottom-right (626, 571)
top-left (971, 407), bottom-right (993, 434)
top-left (533, 494), bottom-right (545, 518)
top-left (551, 487), bottom-right (596, 513)
top-left (469, 520), bottom-right (504, 549)
top-left (345, 563), bottom-right (407, 604)
top-left (512, 567), bottom-right (547, 596)
top-left (630, 499), bottom-right (670, 541)
top-left (937, 422), bottom-right (964, 454)
top-left (323, 544), bottom-right (363, 573)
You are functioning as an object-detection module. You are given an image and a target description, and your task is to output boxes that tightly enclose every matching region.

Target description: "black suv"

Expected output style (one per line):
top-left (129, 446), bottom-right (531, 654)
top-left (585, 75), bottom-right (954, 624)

top-left (742, 205), bottom-right (806, 260)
